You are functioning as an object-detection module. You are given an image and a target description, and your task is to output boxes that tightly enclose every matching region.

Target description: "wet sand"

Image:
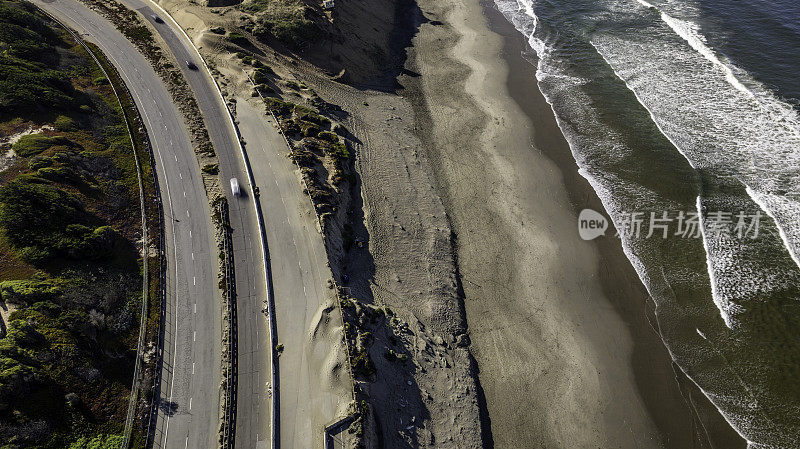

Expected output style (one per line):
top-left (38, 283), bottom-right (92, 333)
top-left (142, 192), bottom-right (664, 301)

top-left (404, 0), bottom-right (743, 446)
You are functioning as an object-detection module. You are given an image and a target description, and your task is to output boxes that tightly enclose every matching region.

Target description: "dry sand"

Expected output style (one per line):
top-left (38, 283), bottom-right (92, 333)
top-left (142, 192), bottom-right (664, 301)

top-left (405, 1), bottom-right (664, 446)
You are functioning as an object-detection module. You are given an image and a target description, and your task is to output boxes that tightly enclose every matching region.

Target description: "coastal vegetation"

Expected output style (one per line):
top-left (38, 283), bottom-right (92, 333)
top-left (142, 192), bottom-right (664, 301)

top-left (0, 1), bottom-right (155, 447)
top-left (242, 0), bottom-right (318, 48)
top-left (264, 96), bottom-right (350, 221)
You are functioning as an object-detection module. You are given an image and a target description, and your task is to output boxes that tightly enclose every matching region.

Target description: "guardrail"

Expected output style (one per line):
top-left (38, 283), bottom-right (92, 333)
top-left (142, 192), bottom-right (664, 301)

top-left (324, 414), bottom-right (358, 449)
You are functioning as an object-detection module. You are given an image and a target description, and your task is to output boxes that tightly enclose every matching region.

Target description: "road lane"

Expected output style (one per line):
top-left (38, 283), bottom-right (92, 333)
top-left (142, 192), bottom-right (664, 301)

top-left (31, 1), bottom-right (222, 448)
top-left (113, 2), bottom-right (271, 448)
top-left (236, 98), bottom-right (350, 448)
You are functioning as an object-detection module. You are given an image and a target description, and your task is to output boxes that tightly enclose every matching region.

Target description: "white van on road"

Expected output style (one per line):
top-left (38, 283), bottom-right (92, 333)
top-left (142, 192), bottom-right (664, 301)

top-left (230, 178), bottom-right (241, 197)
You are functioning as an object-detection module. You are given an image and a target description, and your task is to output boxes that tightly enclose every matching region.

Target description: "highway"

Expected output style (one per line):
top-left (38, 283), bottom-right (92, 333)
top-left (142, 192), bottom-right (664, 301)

top-left (32, 0), bottom-right (224, 448)
top-left (115, 2), bottom-right (273, 447)
top-left (236, 98), bottom-right (350, 448)
top-left (32, 0), bottom-right (268, 447)
top-left (34, 1), bottom-right (348, 447)
top-left (131, 3), bottom-right (352, 447)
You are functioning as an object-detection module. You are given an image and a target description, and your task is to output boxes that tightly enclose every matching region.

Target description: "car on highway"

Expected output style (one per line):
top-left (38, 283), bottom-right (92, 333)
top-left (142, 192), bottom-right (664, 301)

top-left (230, 178), bottom-right (241, 197)
top-left (151, 14), bottom-right (163, 23)
top-left (186, 60), bottom-right (198, 70)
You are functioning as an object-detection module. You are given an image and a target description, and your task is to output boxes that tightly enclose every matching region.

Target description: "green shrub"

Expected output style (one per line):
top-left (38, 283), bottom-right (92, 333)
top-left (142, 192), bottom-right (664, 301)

top-left (28, 155), bottom-right (53, 170)
top-left (227, 32), bottom-right (250, 47)
top-left (0, 55), bottom-right (76, 115)
top-left (209, 26), bottom-right (226, 35)
top-left (293, 105), bottom-right (328, 125)
top-left (0, 278), bottom-right (70, 306)
top-left (202, 163), bottom-right (219, 175)
top-left (36, 166), bottom-right (83, 186)
top-left (308, 93), bottom-right (326, 109)
top-left (330, 141), bottom-right (349, 159)
top-left (0, 179), bottom-right (116, 262)
top-left (247, 0), bottom-right (319, 48)
top-left (317, 131), bottom-right (338, 143)
top-left (69, 434), bottom-right (124, 449)
top-left (351, 348), bottom-right (375, 378)
top-left (11, 134), bottom-right (77, 157)
top-left (302, 123), bottom-right (320, 137)
top-left (264, 98), bottom-right (294, 116)
top-left (0, 179), bottom-right (83, 246)
top-left (53, 115), bottom-right (77, 131)
top-left (252, 67), bottom-right (273, 84)
top-left (0, 352), bottom-right (39, 398)
top-left (93, 76), bottom-right (109, 85)
top-left (256, 83), bottom-right (273, 94)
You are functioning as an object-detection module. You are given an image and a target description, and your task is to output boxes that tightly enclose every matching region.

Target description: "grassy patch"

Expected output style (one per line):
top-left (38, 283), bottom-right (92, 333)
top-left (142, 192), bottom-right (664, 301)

top-left (243, 0), bottom-right (319, 48)
top-left (226, 32), bottom-right (250, 47)
top-left (11, 134), bottom-right (79, 157)
top-left (202, 163), bottom-right (219, 175)
top-left (53, 115), bottom-right (77, 131)
top-left (252, 66), bottom-right (273, 84)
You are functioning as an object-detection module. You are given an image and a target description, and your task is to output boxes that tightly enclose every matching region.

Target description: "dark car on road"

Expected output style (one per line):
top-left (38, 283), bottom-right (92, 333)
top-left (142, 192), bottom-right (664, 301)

top-left (151, 14), bottom-right (163, 23)
top-left (186, 60), bottom-right (198, 70)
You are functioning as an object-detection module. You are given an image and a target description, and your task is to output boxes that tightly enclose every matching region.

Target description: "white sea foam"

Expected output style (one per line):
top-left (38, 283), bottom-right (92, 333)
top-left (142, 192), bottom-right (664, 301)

top-left (745, 185), bottom-right (800, 273)
top-left (492, 0), bottom-right (800, 444)
top-left (594, 0), bottom-right (800, 283)
top-left (588, 4), bottom-right (800, 439)
top-left (696, 196), bottom-right (733, 328)
top-left (590, 1), bottom-right (800, 272)
top-left (657, 12), bottom-right (752, 96)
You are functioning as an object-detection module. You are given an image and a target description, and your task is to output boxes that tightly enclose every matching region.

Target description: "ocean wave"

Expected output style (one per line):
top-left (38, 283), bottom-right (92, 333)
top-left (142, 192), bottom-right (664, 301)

top-left (590, 1), bottom-right (800, 274)
top-left (697, 196), bottom-right (734, 328)
top-left (745, 186), bottom-right (800, 272)
top-left (589, 3), bottom-right (800, 439)
top-left (492, 0), bottom-right (800, 445)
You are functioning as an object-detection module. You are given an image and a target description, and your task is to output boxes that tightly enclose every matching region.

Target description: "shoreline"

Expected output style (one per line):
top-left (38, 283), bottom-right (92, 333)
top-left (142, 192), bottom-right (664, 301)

top-left (403, 0), bottom-right (745, 446)
top-left (484, 2), bottom-right (746, 447)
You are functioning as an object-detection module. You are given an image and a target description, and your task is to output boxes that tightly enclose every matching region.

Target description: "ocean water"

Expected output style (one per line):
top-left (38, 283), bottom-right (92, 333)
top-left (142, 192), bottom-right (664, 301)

top-left (493, 0), bottom-right (800, 447)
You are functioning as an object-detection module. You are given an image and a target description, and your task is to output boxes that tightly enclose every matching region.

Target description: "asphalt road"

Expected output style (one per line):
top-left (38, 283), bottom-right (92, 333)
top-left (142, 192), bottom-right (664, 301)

top-left (31, 1), bottom-right (224, 448)
top-left (116, 1), bottom-right (271, 448)
top-left (236, 99), bottom-right (348, 449)
top-left (34, 1), bottom-right (345, 447)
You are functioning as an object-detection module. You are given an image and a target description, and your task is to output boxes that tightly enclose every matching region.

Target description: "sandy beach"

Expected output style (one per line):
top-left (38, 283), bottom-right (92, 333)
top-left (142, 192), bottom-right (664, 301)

top-left (401, 0), bottom-right (743, 447)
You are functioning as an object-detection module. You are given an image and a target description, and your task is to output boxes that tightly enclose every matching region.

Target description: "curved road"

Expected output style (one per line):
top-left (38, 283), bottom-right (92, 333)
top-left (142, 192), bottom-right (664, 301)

top-left (32, 1), bottom-right (267, 448)
top-left (118, 1), bottom-right (272, 447)
top-left (33, 1), bottom-right (349, 448)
